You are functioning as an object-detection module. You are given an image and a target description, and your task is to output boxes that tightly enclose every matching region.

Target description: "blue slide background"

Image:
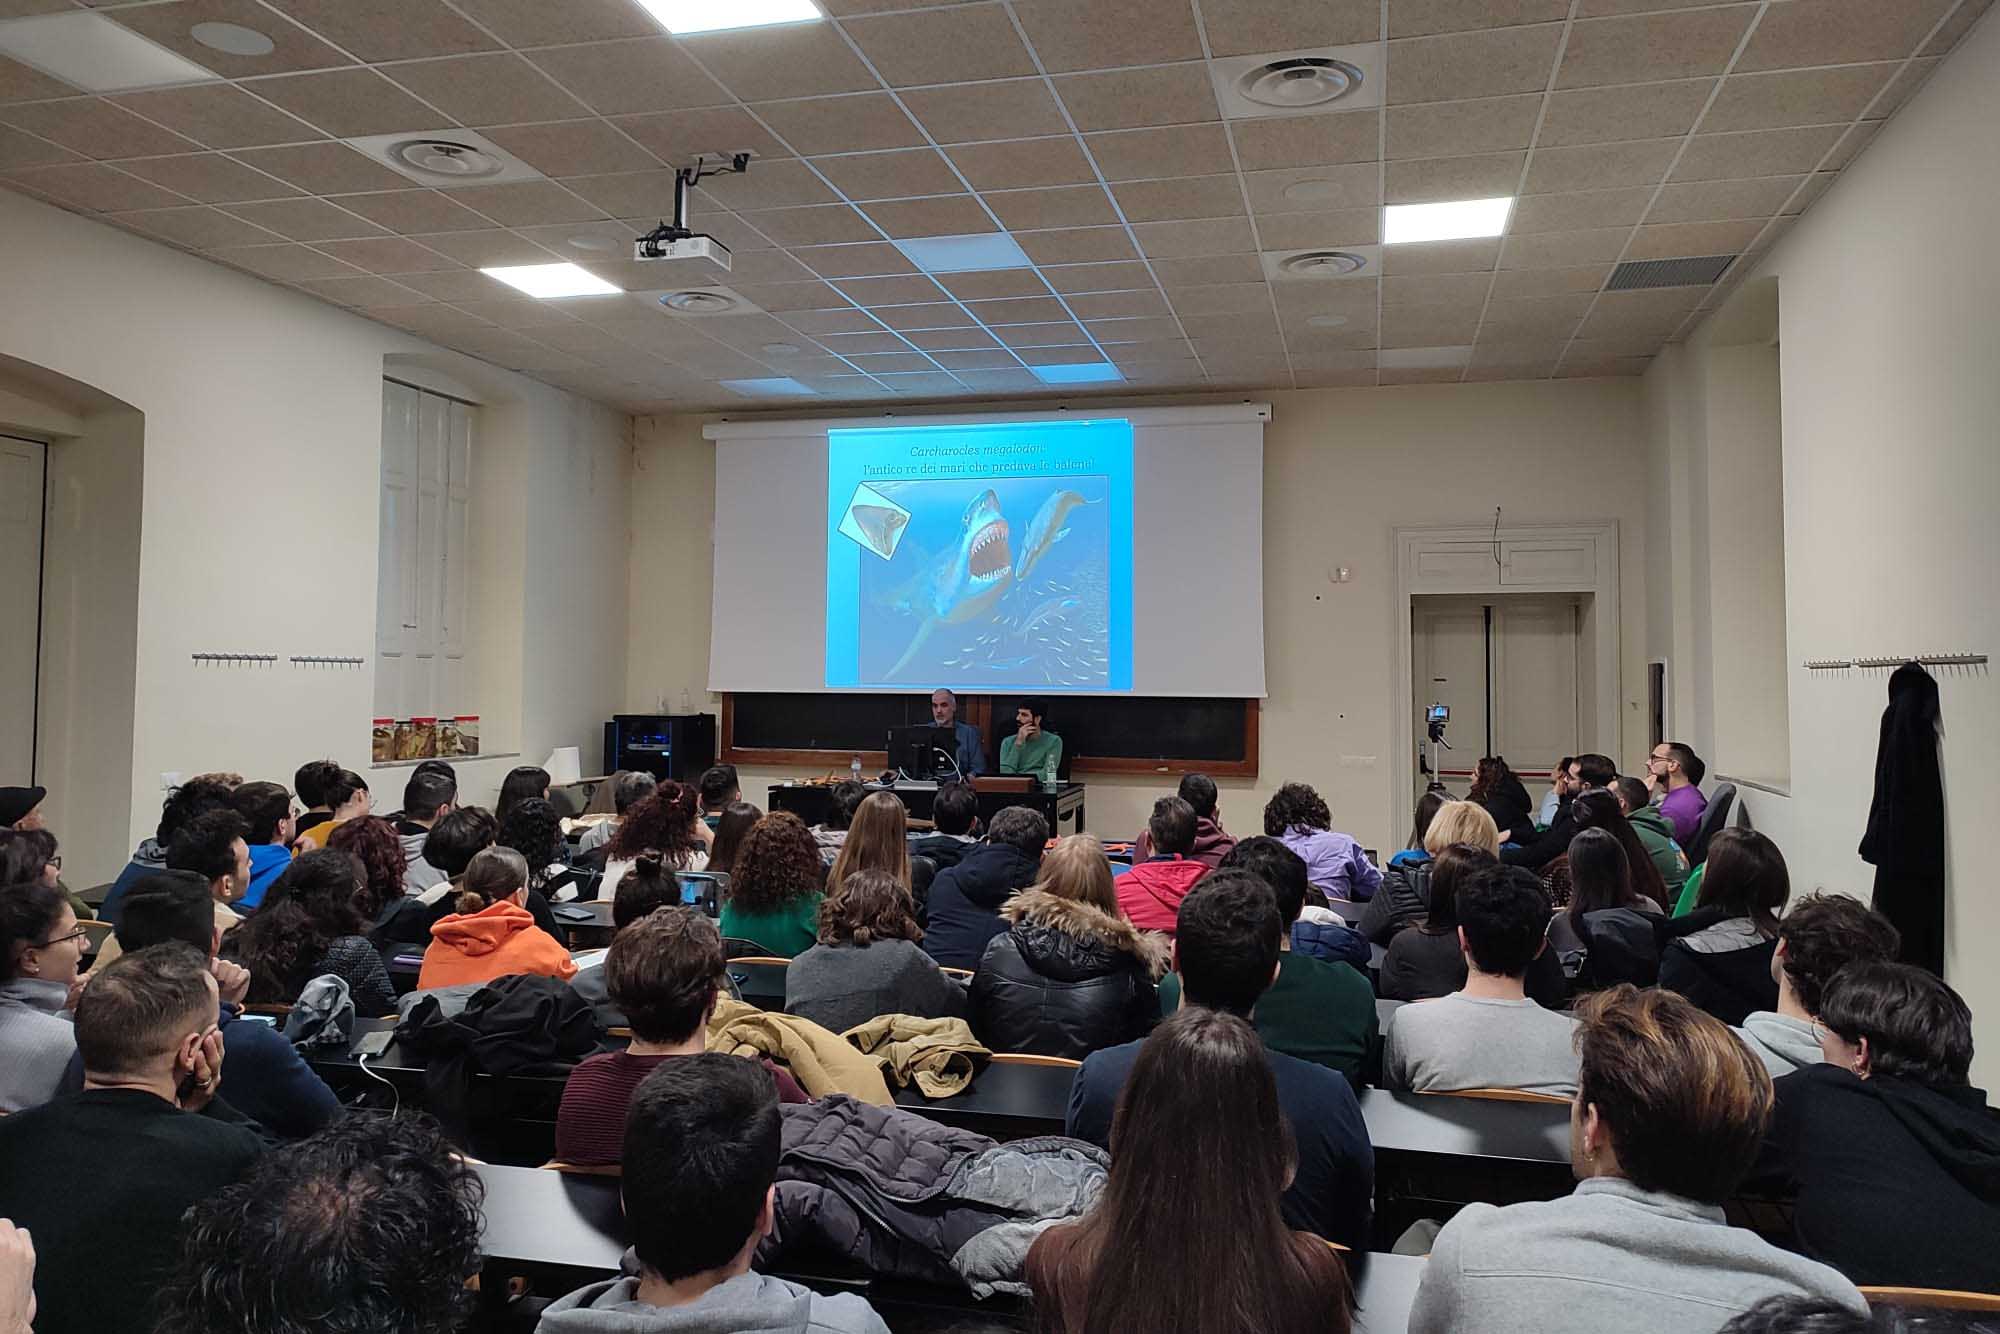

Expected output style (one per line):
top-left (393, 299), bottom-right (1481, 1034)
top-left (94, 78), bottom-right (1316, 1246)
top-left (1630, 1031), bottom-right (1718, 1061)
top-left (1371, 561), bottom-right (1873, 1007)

top-left (826, 419), bottom-right (1133, 691)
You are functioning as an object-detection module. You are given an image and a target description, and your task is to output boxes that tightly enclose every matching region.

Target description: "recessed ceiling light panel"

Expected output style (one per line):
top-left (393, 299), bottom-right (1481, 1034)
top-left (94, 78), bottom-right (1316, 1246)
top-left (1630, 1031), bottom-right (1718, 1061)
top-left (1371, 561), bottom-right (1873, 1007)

top-left (482, 263), bottom-right (622, 299)
top-left (1379, 345), bottom-right (1472, 370)
top-left (1384, 197), bottom-right (1514, 245)
top-left (633, 0), bottom-right (824, 35)
top-left (721, 377), bottom-right (818, 397)
top-left (894, 232), bottom-right (1033, 274)
top-left (189, 21), bottom-right (274, 56)
top-left (1209, 43), bottom-right (1382, 119)
top-left (0, 12), bottom-right (216, 92)
top-left (1031, 363), bottom-right (1123, 385)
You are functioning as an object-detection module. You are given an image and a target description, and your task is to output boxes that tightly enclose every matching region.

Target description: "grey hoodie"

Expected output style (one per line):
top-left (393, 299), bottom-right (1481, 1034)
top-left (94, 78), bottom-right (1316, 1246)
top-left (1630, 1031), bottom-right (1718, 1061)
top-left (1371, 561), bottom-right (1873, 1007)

top-left (536, 1274), bottom-right (888, 1334)
top-left (1735, 1011), bottom-right (1823, 1077)
top-left (398, 826), bottom-right (447, 894)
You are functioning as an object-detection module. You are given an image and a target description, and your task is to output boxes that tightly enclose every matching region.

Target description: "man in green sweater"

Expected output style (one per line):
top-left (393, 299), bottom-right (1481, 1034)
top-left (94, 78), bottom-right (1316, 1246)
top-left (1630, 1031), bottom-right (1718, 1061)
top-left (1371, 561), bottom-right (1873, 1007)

top-left (1613, 776), bottom-right (1690, 900)
top-left (998, 697), bottom-right (1063, 783)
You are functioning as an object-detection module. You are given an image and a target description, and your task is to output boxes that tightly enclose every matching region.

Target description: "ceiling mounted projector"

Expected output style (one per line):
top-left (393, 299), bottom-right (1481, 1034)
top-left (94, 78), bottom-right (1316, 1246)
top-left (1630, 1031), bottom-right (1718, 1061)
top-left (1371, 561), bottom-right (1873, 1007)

top-left (633, 152), bottom-right (751, 273)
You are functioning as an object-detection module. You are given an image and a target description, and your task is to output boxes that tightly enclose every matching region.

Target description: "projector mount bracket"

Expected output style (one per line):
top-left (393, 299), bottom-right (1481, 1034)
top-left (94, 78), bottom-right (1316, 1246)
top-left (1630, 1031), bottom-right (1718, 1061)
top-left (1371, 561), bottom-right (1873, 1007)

top-left (636, 153), bottom-right (751, 255)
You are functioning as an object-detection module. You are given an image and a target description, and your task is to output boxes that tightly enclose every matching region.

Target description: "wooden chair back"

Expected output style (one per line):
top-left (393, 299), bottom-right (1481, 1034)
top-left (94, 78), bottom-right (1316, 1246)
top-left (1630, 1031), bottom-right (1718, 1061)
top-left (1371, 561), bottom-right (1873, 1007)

top-left (726, 956), bottom-right (792, 967)
top-left (1859, 1287), bottom-right (2000, 1312)
top-left (541, 1161), bottom-right (623, 1177)
top-left (988, 1052), bottom-right (1082, 1069)
top-left (939, 966), bottom-right (974, 980)
top-left (1415, 1086), bottom-right (1572, 1106)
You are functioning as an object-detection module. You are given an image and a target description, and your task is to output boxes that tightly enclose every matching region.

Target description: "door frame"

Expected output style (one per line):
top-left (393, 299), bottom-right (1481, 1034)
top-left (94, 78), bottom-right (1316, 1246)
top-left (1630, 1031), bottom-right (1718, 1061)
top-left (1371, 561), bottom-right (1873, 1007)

top-left (0, 432), bottom-right (48, 780)
top-left (1393, 522), bottom-right (1621, 816)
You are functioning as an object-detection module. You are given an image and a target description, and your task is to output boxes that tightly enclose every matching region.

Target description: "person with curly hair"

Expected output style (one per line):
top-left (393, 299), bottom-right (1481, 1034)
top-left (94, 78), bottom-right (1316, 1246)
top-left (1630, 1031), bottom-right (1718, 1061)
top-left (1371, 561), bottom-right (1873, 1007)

top-left (223, 849), bottom-right (399, 1016)
top-left (155, 1112), bottom-right (485, 1334)
top-left (498, 796), bottom-right (569, 895)
top-left (1467, 755), bottom-right (1536, 844)
top-left (787, 869), bottom-right (964, 1033)
top-left (720, 811), bottom-right (823, 958)
top-left (326, 814), bottom-right (408, 921)
top-left (1263, 782), bottom-right (1380, 901)
top-left (604, 780), bottom-right (710, 901)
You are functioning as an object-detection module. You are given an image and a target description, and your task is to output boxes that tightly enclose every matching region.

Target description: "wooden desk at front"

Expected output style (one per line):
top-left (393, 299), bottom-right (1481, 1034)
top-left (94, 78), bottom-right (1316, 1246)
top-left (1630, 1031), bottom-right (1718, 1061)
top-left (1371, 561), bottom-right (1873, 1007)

top-left (475, 1162), bottom-right (1428, 1334)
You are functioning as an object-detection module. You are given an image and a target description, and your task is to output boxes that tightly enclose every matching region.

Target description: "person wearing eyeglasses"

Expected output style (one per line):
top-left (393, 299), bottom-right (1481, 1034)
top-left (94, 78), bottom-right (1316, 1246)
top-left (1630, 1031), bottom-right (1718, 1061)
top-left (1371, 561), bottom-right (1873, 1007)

top-left (0, 878), bottom-right (90, 1113)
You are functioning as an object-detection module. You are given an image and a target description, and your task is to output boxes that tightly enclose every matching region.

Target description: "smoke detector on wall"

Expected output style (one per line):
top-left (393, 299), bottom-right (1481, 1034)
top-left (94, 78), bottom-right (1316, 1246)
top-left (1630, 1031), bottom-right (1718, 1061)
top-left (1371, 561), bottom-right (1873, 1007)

top-left (344, 129), bottom-right (542, 188)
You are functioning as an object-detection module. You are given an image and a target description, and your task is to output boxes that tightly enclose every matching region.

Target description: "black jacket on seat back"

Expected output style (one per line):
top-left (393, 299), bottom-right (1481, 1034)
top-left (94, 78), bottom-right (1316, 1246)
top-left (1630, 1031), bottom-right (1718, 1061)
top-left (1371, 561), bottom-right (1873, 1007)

top-left (924, 843), bottom-right (1043, 969)
top-left (969, 889), bottom-right (1169, 1059)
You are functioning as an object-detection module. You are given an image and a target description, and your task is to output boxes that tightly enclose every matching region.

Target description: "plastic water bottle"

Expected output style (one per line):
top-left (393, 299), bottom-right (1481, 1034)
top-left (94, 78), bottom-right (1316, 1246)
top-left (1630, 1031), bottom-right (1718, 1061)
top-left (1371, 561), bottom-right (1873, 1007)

top-left (678, 687), bottom-right (692, 715)
top-left (851, 754), bottom-right (863, 783)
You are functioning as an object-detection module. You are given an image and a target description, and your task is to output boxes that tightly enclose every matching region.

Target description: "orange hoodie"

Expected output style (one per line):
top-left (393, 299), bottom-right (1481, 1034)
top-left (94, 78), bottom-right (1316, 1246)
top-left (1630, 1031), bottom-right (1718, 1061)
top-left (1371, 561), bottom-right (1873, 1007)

top-left (417, 898), bottom-right (578, 990)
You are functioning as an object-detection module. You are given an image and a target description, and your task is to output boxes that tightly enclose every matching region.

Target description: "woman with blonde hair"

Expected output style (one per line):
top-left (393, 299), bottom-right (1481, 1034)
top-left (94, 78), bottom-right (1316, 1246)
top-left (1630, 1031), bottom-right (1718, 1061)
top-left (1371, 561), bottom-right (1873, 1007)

top-left (969, 834), bottom-right (1168, 1059)
top-left (1362, 800), bottom-right (1501, 943)
top-left (827, 791), bottom-right (911, 892)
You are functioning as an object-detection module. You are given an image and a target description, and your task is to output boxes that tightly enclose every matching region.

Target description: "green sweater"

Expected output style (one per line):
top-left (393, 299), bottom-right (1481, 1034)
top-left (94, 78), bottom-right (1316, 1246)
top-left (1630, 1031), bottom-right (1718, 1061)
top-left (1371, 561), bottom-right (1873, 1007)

top-left (719, 893), bottom-right (823, 959)
top-left (999, 730), bottom-right (1063, 779)
top-left (1161, 951), bottom-right (1379, 1079)
top-left (1626, 806), bottom-right (1691, 898)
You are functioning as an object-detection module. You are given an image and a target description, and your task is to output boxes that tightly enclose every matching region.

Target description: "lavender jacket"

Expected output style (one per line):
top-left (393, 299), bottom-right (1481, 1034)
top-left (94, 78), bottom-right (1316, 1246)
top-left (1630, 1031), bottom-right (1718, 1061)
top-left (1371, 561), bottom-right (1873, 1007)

top-left (1278, 827), bottom-right (1382, 902)
top-left (1660, 786), bottom-right (1708, 845)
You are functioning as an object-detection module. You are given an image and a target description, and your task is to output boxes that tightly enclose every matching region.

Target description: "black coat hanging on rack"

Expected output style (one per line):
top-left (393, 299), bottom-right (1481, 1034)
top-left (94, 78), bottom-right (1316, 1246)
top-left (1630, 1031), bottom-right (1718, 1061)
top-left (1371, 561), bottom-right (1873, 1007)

top-left (1858, 661), bottom-right (1946, 975)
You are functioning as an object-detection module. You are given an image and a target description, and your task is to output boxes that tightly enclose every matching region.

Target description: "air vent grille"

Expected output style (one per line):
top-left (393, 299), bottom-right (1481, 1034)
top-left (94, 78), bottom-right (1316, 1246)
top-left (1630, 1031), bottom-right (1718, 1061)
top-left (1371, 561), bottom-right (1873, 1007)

top-left (1605, 255), bottom-right (1737, 291)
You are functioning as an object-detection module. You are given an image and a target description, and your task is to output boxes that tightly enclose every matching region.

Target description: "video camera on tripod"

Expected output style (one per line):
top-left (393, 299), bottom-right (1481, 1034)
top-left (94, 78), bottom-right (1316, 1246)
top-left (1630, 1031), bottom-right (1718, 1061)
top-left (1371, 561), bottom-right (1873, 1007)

top-left (1420, 702), bottom-right (1451, 792)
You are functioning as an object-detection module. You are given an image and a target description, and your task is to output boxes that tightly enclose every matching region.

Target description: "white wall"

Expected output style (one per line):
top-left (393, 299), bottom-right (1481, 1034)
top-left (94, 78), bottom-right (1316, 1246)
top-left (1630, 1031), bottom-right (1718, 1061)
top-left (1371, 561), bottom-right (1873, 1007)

top-left (0, 188), bottom-right (629, 881)
top-left (1646, 9), bottom-right (2000, 1083)
top-left (627, 379), bottom-right (1652, 856)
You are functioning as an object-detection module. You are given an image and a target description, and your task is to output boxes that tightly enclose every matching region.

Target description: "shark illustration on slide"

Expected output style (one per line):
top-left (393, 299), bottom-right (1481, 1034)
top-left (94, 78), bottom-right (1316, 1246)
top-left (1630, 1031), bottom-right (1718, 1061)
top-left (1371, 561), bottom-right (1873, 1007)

top-left (882, 488), bottom-right (1016, 680)
top-left (1013, 489), bottom-right (1092, 584)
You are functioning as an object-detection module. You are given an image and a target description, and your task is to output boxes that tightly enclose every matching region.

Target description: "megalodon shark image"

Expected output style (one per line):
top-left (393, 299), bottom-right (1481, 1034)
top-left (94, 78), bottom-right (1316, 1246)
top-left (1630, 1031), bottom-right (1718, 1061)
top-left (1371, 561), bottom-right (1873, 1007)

top-left (882, 488), bottom-right (1015, 680)
top-left (1014, 489), bottom-right (1091, 584)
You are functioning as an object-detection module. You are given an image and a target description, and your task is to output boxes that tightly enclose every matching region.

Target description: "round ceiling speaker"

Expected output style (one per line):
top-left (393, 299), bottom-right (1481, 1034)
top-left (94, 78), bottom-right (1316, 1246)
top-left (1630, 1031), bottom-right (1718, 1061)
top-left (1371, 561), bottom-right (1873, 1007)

top-left (389, 139), bottom-right (506, 181)
top-left (659, 291), bottom-right (737, 315)
top-left (1278, 250), bottom-right (1369, 278)
top-left (1236, 58), bottom-right (1364, 111)
top-left (1305, 314), bottom-right (1351, 329)
top-left (190, 21), bottom-right (276, 56)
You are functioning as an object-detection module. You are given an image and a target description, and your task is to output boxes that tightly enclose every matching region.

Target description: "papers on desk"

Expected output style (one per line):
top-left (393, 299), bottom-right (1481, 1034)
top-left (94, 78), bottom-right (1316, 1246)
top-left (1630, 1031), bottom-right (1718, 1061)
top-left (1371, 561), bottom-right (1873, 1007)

top-left (571, 948), bottom-right (608, 972)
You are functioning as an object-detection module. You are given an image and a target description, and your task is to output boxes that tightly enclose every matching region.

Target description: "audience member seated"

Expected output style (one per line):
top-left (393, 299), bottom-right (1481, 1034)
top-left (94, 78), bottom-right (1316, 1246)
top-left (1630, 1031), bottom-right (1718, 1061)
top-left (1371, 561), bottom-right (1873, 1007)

top-left (1386, 864), bottom-right (1581, 1097)
top-left (970, 835), bottom-right (1163, 1059)
top-left (1380, 844), bottom-right (1487, 1003)
top-left (100, 775), bottom-right (236, 924)
top-left (0, 943), bottom-right (266, 1334)
top-left (1613, 774), bottom-right (1691, 900)
top-left (719, 812), bottom-right (825, 958)
top-left (1469, 755), bottom-right (1536, 843)
top-left (829, 791), bottom-right (912, 893)
top-left (0, 1217), bottom-right (29, 1334)
top-left (604, 780), bottom-right (711, 901)
top-left (1752, 962), bottom-right (2000, 1292)
top-left (1375, 788), bottom-right (1444, 910)
top-left (0, 879), bottom-right (85, 1113)
top-left (1233, 837), bottom-right (1366, 969)
top-left (705, 800), bottom-right (760, 879)
top-left (1114, 796), bottom-right (1209, 934)
top-left (1504, 753), bottom-right (1615, 869)
top-left (543, 1054), bottom-right (886, 1332)
top-left (1661, 828), bottom-right (1789, 1025)
top-left (0, 786), bottom-right (43, 832)
top-left (1408, 986), bottom-right (1865, 1334)
top-left (495, 763), bottom-right (550, 825)
top-left (1546, 827), bottom-right (1665, 990)
top-left (392, 768), bottom-right (458, 891)
top-left (289, 758), bottom-right (342, 840)
top-left (788, 869), bottom-right (965, 1034)
top-left (155, 1111), bottom-right (482, 1334)
top-left (698, 763), bottom-right (740, 828)
top-left (1165, 850), bottom-right (1377, 1080)
top-left (1264, 781), bottom-right (1381, 901)
top-left (224, 849), bottom-right (399, 1016)
top-left (578, 769), bottom-right (657, 858)
top-left (225, 780), bottom-right (295, 910)
top-left (327, 814), bottom-right (408, 924)
top-left (1734, 893), bottom-right (1900, 1078)
top-left (418, 847), bottom-right (577, 990)
top-left (291, 769), bottom-right (370, 852)
top-left (569, 851), bottom-right (681, 1028)
top-left (923, 806), bottom-right (1048, 970)
top-left (500, 796), bottom-right (573, 899)
top-left (558, 908), bottom-right (812, 1165)
top-left (98, 807), bottom-right (252, 969)
top-left (1536, 757), bottom-right (1574, 829)
top-left (1541, 788), bottom-right (1671, 913)
top-left (998, 697), bottom-right (1063, 781)
top-left (1027, 1007), bottom-right (1354, 1334)
top-left (812, 780), bottom-right (868, 867)
top-left (115, 871), bottom-right (338, 1138)
top-left (1067, 875), bottom-right (1374, 1250)
top-left (909, 780), bottom-right (980, 874)
top-left (1718, 1297), bottom-right (1879, 1334)
top-left (1361, 800), bottom-right (1501, 944)
top-left (372, 805), bottom-right (497, 951)
top-left (1132, 772), bottom-right (1238, 868)
top-left (1646, 740), bottom-right (1709, 845)
top-left (0, 826), bottom-right (86, 923)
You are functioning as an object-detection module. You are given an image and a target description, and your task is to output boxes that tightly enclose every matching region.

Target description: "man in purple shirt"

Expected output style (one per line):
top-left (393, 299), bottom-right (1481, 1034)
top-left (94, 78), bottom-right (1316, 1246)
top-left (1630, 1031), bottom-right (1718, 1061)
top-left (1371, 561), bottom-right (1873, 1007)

top-left (1263, 782), bottom-right (1382, 901)
top-left (1647, 742), bottom-right (1708, 844)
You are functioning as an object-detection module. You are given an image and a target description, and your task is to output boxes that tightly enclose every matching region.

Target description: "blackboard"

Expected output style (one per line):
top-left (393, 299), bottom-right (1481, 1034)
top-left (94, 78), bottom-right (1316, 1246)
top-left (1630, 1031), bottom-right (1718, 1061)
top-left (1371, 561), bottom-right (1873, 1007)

top-left (725, 692), bottom-right (1256, 773)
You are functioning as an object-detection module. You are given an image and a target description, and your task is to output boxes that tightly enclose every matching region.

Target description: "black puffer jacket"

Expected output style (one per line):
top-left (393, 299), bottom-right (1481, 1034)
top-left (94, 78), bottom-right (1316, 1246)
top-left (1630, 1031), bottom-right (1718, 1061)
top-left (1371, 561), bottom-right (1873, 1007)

top-left (1358, 856), bottom-right (1432, 944)
top-left (969, 890), bottom-right (1169, 1059)
top-left (925, 843), bottom-right (1044, 969)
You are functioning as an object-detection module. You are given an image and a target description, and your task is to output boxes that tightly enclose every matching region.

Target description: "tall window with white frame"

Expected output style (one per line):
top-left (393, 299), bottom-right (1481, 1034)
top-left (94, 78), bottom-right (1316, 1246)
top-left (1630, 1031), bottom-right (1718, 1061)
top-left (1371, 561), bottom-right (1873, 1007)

top-left (375, 380), bottom-right (473, 754)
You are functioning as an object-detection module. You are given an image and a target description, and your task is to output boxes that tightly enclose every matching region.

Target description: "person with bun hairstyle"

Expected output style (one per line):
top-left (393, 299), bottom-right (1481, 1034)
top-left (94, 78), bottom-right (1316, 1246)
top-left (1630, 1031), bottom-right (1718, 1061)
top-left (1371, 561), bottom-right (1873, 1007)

top-left (418, 845), bottom-right (576, 989)
top-left (602, 780), bottom-right (710, 902)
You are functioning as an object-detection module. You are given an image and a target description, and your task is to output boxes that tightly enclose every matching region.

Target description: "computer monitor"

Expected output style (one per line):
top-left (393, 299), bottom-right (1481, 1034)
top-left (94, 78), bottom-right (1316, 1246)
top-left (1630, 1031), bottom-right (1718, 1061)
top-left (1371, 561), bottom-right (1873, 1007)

top-left (888, 725), bottom-right (960, 780)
